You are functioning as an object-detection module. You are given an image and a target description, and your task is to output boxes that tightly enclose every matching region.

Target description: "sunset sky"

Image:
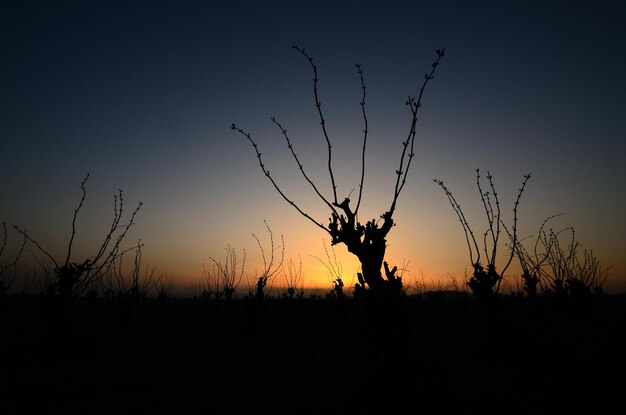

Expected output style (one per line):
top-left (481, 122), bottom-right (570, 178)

top-left (2, 1), bottom-right (625, 293)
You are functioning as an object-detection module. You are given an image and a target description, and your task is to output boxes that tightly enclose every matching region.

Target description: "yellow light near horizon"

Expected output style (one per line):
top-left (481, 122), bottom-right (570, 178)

top-left (135, 194), bottom-right (626, 297)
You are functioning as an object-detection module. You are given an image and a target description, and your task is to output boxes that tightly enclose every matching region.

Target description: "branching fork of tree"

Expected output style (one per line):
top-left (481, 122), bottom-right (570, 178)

top-left (232, 46), bottom-right (445, 301)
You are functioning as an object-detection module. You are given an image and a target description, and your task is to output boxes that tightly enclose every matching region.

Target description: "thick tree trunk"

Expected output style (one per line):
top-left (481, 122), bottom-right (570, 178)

top-left (356, 242), bottom-right (386, 291)
top-left (328, 199), bottom-right (400, 295)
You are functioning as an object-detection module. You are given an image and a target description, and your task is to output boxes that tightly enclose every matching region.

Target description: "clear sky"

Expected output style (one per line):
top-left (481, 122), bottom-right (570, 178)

top-left (2, 1), bottom-right (625, 293)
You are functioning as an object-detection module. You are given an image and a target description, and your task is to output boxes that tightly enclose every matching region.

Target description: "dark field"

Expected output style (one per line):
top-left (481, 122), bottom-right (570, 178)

top-left (2, 295), bottom-right (625, 414)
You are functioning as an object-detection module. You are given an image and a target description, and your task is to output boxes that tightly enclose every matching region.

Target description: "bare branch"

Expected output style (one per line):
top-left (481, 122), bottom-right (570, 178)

top-left (486, 172), bottom-right (502, 263)
top-left (78, 198), bottom-right (143, 294)
top-left (311, 239), bottom-right (344, 286)
top-left (0, 222), bottom-right (27, 276)
top-left (231, 123), bottom-right (329, 233)
top-left (0, 222), bottom-right (7, 259)
top-left (271, 117), bottom-right (338, 217)
top-left (282, 255), bottom-right (304, 299)
top-left (354, 62), bottom-right (368, 216)
top-left (12, 225), bottom-right (59, 268)
top-left (390, 48), bottom-right (445, 216)
top-left (500, 173), bottom-right (531, 277)
top-left (155, 271), bottom-right (176, 299)
top-left (65, 173), bottom-right (89, 266)
top-left (292, 45), bottom-right (338, 204)
top-left (14, 175), bottom-right (142, 299)
top-left (476, 170), bottom-right (494, 264)
top-left (433, 178), bottom-right (480, 265)
top-left (436, 171), bottom-right (530, 298)
top-left (208, 244), bottom-right (246, 299)
top-left (252, 220), bottom-right (284, 280)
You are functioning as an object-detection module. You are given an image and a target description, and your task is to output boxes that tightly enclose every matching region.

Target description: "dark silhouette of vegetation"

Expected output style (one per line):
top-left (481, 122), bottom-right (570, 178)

top-left (194, 245), bottom-right (245, 316)
top-left (101, 241), bottom-right (157, 302)
top-left (509, 213), bottom-right (562, 298)
top-left (311, 239), bottom-right (350, 318)
top-left (281, 256), bottom-right (304, 300)
top-left (434, 170), bottom-right (531, 301)
top-left (196, 263), bottom-right (222, 301)
top-left (513, 214), bottom-right (611, 300)
top-left (312, 239), bottom-right (346, 300)
top-left (155, 271), bottom-right (175, 305)
top-left (0, 223), bottom-right (26, 311)
top-left (12, 173), bottom-right (142, 308)
top-left (245, 221), bottom-right (284, 302)
top-left (1, 196), bottom-right (620, 414)
top-left (328, 277), bottom-right (345, 300)
top-left (198, 245), bottom-right (246, 301)
top-left (232, 46), bottom-right (445, 302)
top-left (2, 288), bottom-right (623, 414)
top-left (19, 261), bottom-right (55, 297)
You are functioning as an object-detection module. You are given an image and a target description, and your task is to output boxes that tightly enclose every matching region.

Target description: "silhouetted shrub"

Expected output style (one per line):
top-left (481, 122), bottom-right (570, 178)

top-left (515, 214), bottom-right (611, 300)
top-left (435, 170), bottom-right (531, 301)
top-left (13, 174), bottom-right (142, 310)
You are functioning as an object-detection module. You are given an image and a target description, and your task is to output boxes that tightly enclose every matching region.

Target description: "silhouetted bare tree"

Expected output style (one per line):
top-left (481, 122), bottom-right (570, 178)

top-left (205, 245), bottom-right (246, 300)
top-left (509, 213), bottom-right (564, 297)
top-left (282, 255), bottom-right (304, 300)
top-left (198, 263), bottom-right (222, 301)
top-left (101, 241), bottom-right (157, 305)
top-left (232, 46), bottom-right (445, 301)
top-left (434, 170), bottom-right (531, 300)
top-left (246, 221), bottom-right (284, 302)
top-left (13, 174), bottom-right (142, 305)
top-left (514, 217), bottom-right (611, 299)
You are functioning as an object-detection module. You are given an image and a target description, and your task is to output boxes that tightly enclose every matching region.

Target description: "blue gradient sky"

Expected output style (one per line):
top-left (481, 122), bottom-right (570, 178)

top-left (2, 1), bottom-right (625, 292)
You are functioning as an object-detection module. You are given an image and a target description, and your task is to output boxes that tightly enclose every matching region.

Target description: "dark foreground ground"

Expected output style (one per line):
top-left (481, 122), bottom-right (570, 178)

top-left (1, 294), bottom-right (625, 414)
